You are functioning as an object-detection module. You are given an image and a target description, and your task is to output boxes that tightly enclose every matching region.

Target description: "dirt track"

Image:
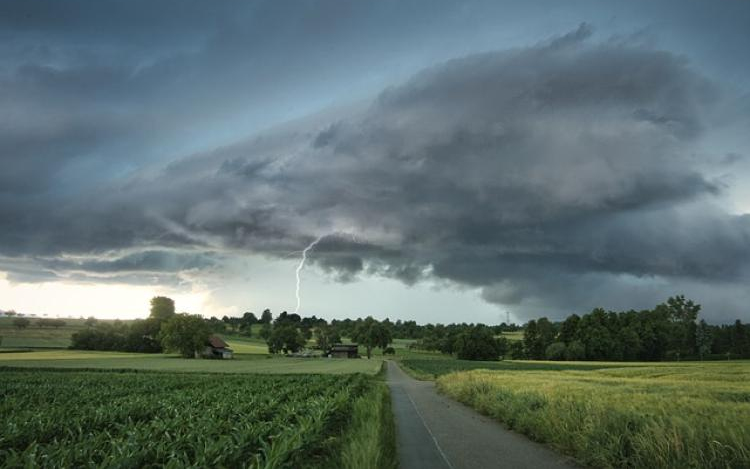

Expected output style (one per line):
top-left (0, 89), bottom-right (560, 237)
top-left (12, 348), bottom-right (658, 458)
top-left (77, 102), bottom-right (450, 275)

top-left (386, 361), bottom-right (578, 469)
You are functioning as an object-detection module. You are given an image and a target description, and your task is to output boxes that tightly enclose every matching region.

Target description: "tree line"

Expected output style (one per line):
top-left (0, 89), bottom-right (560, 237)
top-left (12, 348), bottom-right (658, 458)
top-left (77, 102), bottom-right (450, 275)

top-left (67, 294), bottom-right (750, 362)
top-left (11, 317), bottom-right (67, 329)
top-left (69, 297), bottom-right (397, 359)
top-left (520, 296), bottom-right (750, 361)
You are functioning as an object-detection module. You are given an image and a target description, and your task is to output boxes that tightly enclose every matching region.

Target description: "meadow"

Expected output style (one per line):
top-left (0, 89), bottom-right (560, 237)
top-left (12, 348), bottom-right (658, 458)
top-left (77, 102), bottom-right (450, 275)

top-left (400, 357), bottom-right (626, 379)
top-left (0, 317), bottom-right (88, 348)
top-left (0, 349), bottom-right (383, 374)
top-left (436, 361), bottom-right (750, 469)
top-left (0, 369), bottom-right (394, 468)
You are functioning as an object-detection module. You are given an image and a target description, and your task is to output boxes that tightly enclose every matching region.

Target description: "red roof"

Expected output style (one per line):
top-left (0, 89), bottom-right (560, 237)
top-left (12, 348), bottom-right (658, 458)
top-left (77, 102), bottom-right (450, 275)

top-left (208, 335), bottom-right (228, 348)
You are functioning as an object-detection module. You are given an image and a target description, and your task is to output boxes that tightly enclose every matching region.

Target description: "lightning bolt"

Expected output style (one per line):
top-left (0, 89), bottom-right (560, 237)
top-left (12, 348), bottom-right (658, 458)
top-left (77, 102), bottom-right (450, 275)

top-left (292, 235), bottom-right (324, 314)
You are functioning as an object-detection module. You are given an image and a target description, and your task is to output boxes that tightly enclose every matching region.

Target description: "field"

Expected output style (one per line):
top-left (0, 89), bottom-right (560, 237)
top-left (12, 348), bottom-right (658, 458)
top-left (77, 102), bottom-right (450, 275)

top-left (0, 369), bottom-right (392, 468)
top-left (0, 349), bottom-right (383, 374)
top-left (400, 357), bottom-right (628, 378)
top-left (499, 331), bottom-right (523, 341)
top-left (0, 317), bottom-right (89, 348)
top-left (436, 361), bottom-right (750, 469)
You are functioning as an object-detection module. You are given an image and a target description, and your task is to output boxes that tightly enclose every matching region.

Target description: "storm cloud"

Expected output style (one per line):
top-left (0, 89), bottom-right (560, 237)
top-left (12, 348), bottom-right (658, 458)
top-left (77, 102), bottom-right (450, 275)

top-left (0, 0), bottom-right (750, 322)
top-left (1, 4), bottom-right (749, 321)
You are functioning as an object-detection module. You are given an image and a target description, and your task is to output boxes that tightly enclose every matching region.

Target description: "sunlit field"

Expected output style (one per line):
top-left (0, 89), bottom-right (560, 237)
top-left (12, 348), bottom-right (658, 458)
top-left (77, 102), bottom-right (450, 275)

top-left (437, 361), bottom-right (750, 468)
top-left (0, 349), bottom-right (383, 374)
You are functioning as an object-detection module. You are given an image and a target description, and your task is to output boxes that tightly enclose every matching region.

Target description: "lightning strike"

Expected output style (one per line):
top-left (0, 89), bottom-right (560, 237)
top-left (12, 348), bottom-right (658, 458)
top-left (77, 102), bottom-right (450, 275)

top-left (292, 235), bottom-right (324, 314)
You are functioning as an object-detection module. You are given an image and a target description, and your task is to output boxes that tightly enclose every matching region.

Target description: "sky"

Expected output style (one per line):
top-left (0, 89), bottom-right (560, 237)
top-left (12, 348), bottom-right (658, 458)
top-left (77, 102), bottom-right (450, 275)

top-left (1, 0), bottom-right (750, 324)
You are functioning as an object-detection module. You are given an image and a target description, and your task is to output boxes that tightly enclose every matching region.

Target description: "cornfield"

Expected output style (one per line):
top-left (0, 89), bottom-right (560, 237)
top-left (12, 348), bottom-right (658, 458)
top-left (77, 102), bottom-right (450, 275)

top-left (0, 369), bottom-right (369, 468)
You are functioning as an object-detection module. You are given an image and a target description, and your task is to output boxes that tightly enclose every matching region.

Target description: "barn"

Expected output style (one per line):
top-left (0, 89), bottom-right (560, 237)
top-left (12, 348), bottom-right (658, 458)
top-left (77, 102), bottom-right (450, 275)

top-left (202, 335), bottom-right (234, 359)
top-left (329, 344), bottom-right (359, 358)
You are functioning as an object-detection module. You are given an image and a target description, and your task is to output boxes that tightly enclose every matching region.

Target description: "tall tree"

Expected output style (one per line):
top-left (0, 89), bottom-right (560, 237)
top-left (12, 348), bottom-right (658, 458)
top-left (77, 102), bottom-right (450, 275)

top-left (695, 319), bottom-right (712, 360)
top-left (159, 313), bottom-right (211, 358)
top-left (260, 309), bottom-right (273, 324)
top-left (267, 323), bottom-right (306, 354)
top-left (149, 296), bottom-right (176, 322)
top-left (352, 317), bottom-right (392, 359)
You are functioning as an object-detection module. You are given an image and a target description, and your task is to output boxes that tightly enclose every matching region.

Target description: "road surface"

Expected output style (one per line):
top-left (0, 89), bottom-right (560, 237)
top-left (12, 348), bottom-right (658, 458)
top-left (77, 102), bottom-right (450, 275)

top-left (386, 361), bottom-right (578, 469)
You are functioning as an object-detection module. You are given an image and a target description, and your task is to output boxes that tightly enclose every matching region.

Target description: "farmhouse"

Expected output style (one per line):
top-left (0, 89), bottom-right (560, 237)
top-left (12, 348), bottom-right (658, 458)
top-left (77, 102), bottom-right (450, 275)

top-left (329, 343), bottom-right (359, 358)
top-left (202, 335), bottom-right (234, 359)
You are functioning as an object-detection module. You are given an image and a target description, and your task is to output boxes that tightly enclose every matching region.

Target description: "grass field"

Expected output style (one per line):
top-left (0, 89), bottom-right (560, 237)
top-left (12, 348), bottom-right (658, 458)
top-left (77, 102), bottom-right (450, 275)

top-left (499, 331), bottom-right (523, 341)
top-left (0, 369), bottom-right (390, 468)
top-left (223, 334), bottom-right (273, 354)
top-left (400, 358), bottom-right (639, 379)
top-left (436, 361), bottom-right (750, 469)
top-left (0, 349), bottom-right (383, 374)
top-left (0, 317), bottom-right (89, 348)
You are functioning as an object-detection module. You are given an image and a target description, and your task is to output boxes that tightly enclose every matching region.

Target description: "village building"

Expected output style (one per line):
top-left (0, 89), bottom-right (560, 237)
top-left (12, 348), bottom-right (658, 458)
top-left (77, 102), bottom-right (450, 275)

top-left (329, 343), bottom-right (359, 358)
top-left (201, 335), bottom-right (234, 359)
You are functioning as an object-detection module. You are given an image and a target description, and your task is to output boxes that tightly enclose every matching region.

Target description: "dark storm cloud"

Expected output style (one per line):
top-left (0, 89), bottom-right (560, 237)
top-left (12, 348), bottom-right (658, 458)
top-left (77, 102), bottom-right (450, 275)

top-left (2, 14), bottom-right (750, 321)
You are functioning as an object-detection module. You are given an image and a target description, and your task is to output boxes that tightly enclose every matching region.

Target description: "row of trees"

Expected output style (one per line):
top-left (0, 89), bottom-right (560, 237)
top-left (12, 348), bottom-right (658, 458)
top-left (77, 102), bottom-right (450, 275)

top-left (408, 323), bottom-right (510, 358)
top-left (260, 312), bottom-right (393, 358)
top-left (12, 317), bottom-right (67, 329)
top-left (70, 297), bottom-right (212, 357)
top-left (521, 296), bottom-right (750, 361)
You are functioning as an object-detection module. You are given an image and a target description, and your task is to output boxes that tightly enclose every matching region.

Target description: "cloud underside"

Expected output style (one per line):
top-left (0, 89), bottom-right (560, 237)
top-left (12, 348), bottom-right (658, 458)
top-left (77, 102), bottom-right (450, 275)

top-left (2, 27), bottom-right (749, 320)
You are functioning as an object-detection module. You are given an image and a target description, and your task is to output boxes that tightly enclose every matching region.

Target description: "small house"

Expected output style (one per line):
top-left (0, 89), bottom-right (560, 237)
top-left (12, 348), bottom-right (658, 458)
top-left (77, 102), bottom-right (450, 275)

top-left (329, 343), bottom-right (359, 358)
top-left (202, 335), bottom-right (234, 359)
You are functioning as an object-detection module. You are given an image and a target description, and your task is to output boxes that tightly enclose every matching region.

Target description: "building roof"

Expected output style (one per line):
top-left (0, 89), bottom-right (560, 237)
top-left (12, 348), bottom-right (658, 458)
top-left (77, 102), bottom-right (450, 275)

top-left (208, 335), bottom-right (229, 348)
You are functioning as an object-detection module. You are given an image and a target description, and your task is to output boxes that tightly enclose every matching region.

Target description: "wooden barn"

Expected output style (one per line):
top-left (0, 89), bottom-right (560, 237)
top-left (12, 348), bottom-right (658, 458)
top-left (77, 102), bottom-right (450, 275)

top-left (201, 335), bottom-right (234, 359)
top-left (329, 344), bottom-right (359, 358)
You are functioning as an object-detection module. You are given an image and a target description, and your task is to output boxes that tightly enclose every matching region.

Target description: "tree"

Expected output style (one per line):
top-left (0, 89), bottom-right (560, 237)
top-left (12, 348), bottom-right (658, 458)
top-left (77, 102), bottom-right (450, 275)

top-left (545, 342), bottom-right (567, 360)
top-left (13, 317), bottom-right (30, 330)
top-left (159, 314), bottom-right (211, 358)
top-left (565, 340), bottom-right (586, 360)
top-left (352, 317), bottom-right (392, 359)
top-left (149, 296), bottom-right (176, 322)
top-left (454, 325), bottom-right (502, 360)
top-left (731, 320), bottom-right (749, 358)
top-left (5, 310), bottom-right (17, 317)
top-left (695, 319), bottom-right (712, 360)
top-left (508, 340), bottom-right (526, 359)
top-left (523, 318), bottom-right (554, 360)
top-left (259, 323), bottom-right (272, 341)
top-left (260, 309), bottom-right (273, 324)
top-left (559, 314), bottom-right (580, 344)
top-left (238, 312), bottom-right (257, 336)
top-left (267, 323), bottom-right (305, 354)
top-left (315, 325), bottom-right (341, 352)
top-left (85, 316), bottom-right (98, 327)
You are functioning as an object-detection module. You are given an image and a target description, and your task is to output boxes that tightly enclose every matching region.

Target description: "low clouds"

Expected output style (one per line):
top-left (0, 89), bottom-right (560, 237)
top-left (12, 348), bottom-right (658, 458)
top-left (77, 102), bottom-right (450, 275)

top-left (2, 24), bottom-right (749, 321)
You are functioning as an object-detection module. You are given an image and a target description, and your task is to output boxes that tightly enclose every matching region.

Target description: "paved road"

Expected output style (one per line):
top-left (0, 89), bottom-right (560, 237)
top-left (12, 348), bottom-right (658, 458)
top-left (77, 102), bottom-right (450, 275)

top-left (386, 361), bottom-right (578, 469)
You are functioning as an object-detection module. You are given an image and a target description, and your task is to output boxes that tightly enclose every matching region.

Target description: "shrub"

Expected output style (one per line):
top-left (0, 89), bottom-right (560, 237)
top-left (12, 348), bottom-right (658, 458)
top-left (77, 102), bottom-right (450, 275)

top-left (545, 342), bottom-right (567, 360)
top-left (565, 340), bottom-right (586, 360)
top-left (454, 326), bottom-right (501, 360)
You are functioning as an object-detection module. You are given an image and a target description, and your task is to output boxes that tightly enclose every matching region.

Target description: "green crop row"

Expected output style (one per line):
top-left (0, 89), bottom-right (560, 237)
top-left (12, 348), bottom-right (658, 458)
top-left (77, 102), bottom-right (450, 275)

top-left (0, 370), bottom-right (369, 468)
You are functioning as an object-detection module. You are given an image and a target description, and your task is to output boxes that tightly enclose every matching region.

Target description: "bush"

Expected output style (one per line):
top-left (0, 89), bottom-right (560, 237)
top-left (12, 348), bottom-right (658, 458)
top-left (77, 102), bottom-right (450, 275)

top-left (383, 347), bottom-right (396, 355)
top-left (454, 326), bottom-right (501, 360)
top-left (545, 342), bottom-right (567, 360)
top-left (565, 340), bottom-right (586, 361)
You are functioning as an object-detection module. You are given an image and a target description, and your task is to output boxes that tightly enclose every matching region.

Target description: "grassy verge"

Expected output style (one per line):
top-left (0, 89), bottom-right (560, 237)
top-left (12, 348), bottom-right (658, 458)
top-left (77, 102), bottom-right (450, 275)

top-left (339, 366), bottom-right (397, 469)
top-left (437, 362), bottom-right (750, 468)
